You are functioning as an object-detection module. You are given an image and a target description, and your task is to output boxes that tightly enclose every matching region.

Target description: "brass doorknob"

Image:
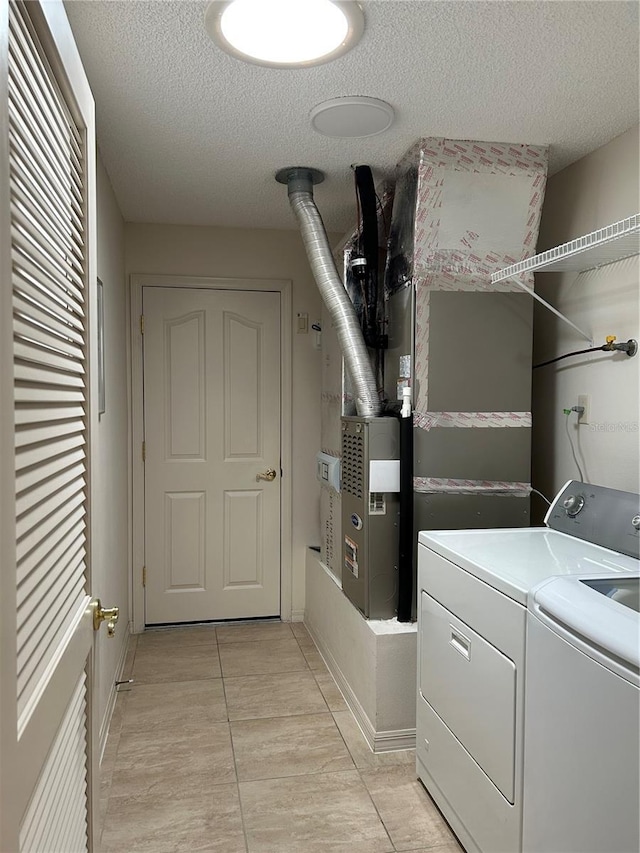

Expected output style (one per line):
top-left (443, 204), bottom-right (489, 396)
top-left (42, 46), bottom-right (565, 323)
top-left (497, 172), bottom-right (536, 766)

top-left (256, 468), bottom-right (277, 482)
top-left (92, 599), bottom-right (120, 637)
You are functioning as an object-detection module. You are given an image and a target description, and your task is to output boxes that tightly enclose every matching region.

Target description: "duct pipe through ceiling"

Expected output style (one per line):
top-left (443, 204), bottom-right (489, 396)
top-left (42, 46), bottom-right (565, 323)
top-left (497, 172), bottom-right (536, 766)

top-left (276, 167), bottom-right (381, 418)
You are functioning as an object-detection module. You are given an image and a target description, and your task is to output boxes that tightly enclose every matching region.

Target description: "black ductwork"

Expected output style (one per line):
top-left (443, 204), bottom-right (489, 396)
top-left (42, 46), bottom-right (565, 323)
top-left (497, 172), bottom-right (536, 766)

top-left (397, 412), bottom-right (414, 622)
top-left (353, 165), bottom-right (380, 349)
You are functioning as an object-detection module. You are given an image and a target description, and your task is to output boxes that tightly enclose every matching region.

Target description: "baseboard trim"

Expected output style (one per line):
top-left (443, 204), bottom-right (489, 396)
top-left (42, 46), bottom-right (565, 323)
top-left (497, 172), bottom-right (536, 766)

top-left (290, 609), bottom-right (305, 622)
top-left (99, 626), bottom-right (131, 761)
top-left (374, 726), bottom-right (417, 752)
top-left (305, 619), bottom-right (416, 753)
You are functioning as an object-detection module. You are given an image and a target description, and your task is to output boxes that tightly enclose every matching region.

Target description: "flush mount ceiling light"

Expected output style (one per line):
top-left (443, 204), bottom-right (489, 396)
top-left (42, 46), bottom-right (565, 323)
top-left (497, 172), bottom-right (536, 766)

top-left (204, 0), bottom-right (364, 68)
top-left (310, 96), bottom-right (395, 138)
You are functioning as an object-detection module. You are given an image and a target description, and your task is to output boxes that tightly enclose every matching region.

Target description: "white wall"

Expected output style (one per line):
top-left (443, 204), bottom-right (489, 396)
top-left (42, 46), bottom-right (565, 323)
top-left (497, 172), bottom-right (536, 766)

top-left (125, 223), bottom-right (327, 616)
top-left (532, 126), bottom-right (640, 513)
top-left (95, 153), bottom-right (129, 735)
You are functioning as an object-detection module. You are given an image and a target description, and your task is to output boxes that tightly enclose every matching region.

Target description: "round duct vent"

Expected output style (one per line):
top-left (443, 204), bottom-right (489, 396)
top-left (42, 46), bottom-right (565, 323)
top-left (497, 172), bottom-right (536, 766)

top-left (310, 96), bottom-right (395, 138)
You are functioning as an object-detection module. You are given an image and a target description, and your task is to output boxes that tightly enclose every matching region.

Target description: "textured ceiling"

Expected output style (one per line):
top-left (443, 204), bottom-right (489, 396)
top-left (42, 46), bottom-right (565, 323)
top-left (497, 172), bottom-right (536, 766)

top-left (64, 0), bottom-right (639, 233)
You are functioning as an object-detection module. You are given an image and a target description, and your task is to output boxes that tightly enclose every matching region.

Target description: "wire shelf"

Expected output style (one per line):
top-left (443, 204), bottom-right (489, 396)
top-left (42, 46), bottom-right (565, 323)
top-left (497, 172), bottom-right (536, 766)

top-left (492, 214), bottom-right (640, 282)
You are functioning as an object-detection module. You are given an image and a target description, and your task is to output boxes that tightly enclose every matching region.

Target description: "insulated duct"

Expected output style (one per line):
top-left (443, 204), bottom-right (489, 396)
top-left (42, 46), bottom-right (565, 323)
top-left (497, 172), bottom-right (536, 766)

top-left (276, 167), bottom-right (381, 418)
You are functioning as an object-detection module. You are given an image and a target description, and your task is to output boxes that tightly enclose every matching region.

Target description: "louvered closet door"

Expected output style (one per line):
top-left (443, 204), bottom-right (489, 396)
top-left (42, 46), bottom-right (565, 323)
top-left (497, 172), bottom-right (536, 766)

top-left (0, 1), bottom-right (97, 851)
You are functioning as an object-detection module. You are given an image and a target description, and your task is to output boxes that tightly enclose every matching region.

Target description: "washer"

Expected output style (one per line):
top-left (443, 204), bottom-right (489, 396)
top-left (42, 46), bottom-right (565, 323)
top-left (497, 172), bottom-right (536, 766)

top-left (416, 481), bottom-right (640, 853)
top-left (523, 572), bottom-right (639, 853)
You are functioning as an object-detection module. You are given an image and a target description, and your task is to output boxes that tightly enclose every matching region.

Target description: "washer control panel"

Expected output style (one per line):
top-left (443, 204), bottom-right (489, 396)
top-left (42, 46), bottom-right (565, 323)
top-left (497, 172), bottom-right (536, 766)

top-left (562, 494), bottom-right (585, 517)
top-left (546, 480), bottom-right (640, 559)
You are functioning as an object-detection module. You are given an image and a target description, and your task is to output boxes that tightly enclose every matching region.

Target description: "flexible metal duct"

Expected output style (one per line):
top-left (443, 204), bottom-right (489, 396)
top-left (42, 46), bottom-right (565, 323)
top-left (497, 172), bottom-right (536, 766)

top-left (276, 167), bottom-right (381, 418)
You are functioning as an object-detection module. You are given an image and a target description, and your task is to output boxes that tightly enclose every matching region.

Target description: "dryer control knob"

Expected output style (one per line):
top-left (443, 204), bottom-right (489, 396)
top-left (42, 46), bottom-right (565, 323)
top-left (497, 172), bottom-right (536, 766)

top-left (632, 514), bottom-right (640, 530)
top-left (563, 494), bottom-right (585, 517)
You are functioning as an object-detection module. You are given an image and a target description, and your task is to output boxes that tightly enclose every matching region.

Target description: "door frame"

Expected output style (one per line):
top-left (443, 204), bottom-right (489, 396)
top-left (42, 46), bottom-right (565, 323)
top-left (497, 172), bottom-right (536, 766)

top-left (129, 273), bottom-right (293, 633)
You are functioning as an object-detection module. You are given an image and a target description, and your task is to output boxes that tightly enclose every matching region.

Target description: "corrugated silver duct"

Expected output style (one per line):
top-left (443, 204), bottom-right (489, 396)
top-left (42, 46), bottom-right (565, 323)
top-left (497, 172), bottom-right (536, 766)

top-left (276, 167), bottom-right (381, 418)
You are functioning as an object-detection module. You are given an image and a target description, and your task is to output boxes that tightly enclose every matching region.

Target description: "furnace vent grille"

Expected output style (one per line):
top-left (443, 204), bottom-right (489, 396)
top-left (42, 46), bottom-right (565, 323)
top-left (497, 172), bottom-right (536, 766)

top-left (342, 432), bottom-right (364, 498)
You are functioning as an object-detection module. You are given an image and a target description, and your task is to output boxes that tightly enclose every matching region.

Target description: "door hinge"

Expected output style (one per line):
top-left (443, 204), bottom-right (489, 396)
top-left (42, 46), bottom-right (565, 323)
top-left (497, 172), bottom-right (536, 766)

top-left (142, 441), bottom-right (146, 462)
top-left (142, 566), bottom-right (147, 587)
top-left (140, 314), bottom-right (145, 335)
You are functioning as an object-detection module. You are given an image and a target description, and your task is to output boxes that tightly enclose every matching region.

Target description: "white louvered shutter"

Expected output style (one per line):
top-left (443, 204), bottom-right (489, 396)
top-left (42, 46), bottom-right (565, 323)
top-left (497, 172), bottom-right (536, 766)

top-left (3, 1), bottom-right (96, 850)
top-left (10, 0), bottom-right (88, 730)
top-left (19, 673), bottom-right (89, 853)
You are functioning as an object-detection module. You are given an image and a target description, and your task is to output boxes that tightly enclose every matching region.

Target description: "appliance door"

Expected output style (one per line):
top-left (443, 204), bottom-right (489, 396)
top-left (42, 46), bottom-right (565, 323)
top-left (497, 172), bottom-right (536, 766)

top-left (523, 578), bottom-right (640, 853)
top-left (419, 591), bottom-right (517, 802)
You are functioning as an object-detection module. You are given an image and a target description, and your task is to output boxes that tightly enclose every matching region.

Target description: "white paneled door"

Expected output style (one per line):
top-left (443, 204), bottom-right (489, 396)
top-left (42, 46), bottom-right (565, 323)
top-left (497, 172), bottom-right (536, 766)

top-left (1, 1), bottom-right (101, 851)
top-left (143, 286), bottom-right (282, 624)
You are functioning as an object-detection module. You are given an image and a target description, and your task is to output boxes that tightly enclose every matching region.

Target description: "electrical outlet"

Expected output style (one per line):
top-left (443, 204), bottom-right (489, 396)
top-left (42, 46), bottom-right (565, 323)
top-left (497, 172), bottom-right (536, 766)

top-left (577, 394), bottom-right (590, 425)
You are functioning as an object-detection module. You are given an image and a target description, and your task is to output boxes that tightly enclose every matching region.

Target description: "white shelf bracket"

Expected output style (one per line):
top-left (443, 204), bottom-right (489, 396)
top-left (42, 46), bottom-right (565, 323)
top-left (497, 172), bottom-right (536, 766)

top-left (490, 215), bottom-right (639, 349)
top-left (505, 276), bottom-right (593, 345)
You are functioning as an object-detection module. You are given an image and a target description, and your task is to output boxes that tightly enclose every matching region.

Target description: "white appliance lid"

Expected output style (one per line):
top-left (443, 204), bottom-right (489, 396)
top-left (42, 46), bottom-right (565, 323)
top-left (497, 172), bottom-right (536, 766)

top-left (418, 528), bottom-right (639, 605)
top-left (531, 573), bottom-right (640, 671)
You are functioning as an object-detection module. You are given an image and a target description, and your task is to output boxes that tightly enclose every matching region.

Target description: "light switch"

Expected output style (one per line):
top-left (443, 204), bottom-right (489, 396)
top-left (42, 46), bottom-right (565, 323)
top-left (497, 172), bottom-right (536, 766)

top-left (297, 312), bottom-right (309, 333)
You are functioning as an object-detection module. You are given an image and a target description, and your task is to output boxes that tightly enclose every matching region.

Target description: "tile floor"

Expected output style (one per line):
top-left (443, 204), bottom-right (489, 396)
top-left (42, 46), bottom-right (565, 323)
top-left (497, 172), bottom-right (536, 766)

top-left (100, 621), bottom-right (464, 853)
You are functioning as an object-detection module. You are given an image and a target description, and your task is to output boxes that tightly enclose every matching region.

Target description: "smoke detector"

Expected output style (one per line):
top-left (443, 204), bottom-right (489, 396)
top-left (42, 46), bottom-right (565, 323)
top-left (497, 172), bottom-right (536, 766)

top-left (205, 0), bottom-right (365, 68)
top-left (310, 96), bottom-right (395, 138)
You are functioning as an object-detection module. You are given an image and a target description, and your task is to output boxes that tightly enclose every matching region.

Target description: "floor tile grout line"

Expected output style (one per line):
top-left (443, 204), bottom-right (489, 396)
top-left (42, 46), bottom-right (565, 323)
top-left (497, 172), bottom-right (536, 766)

top-left (221, 672), bottom-right (251, 853)
top-left (354, 762), bottom-right (397, 853)
top-left (225, 657), bottom-right (334, 717)
top-left (223, 664), bottom-right (357, 786)
top-left (222, 668), bottom-right (322, 683)
top-left (236, 766), bottom-right (365, 787)
top-left (134, 643), bottom-right (219, 652)
top-left (217, 637), bottom-right (298, 646)
top-left (233, 780), bottom-right (251, 853)
top-left (228, 709), bottom-right (336, 724)
top-left (131, 676), bottom-right (223, 686)
top-left (235, 765), bottom-right (395, 851)
top-left (224, 670), bottom-right (354, 782)
top-left (405, 843), bottom-right (465, 853)
top-left (104, 776), bottom-right (244, 801)
top-left (294, 629), bottom-right (354, 717)
top-left (215, 639), bottom-right (224, 687)
top-left (331, 709), bottom-right (368, 768)
top-left (216, 624), bottom-right (295, 643)
top-left (221, 666), bottom-right (311, 678)
top-left (310, 666), bottom-right (350, 712)
top-left (217, 631), bottom-right (301, 646)
top-left (228, 753), bottom-right (250, 851)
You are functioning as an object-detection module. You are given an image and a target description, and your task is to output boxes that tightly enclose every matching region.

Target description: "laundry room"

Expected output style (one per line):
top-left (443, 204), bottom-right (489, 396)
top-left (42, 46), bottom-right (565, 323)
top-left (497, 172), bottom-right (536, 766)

top-left (0, 2), bottom-right (638, 852)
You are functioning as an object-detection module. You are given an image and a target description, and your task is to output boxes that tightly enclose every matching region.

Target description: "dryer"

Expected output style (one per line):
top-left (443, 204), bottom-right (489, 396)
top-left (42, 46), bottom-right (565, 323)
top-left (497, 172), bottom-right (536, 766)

top-left (416, 481), bottom-right (640, 853)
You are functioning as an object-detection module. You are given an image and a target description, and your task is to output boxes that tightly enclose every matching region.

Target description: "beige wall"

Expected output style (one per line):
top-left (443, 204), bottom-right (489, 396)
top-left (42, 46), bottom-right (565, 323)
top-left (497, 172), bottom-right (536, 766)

top-left (532, 125), bottom-right (640, 515)
top-left (95, 153), bottom-right (129, 736)
top-left (125, 223), bottom-right (327, 616)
